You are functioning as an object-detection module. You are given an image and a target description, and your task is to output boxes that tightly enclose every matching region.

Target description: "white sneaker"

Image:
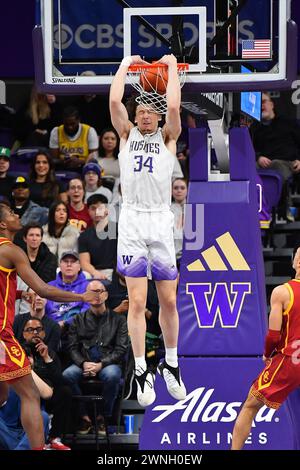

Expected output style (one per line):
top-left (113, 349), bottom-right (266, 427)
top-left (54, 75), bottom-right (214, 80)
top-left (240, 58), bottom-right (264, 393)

top-left (158, 361), bottom-right (186, 400)
top-left (135, 370), bottom-right (156, 407)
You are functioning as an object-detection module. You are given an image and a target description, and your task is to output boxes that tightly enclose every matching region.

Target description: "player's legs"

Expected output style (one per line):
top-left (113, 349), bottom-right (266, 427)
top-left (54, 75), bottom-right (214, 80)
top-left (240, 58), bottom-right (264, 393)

top-left (0, 382), bottom-right (8, 406)
top-left (126, 276), bottom-right (156, 406)
top-left (10, 374), bottom-right (45, 449)
top-left (126, 276), bottom-right (148, 358)
top-left (155, 280), bottom-right (186, 400)
top-left (231, 392), bottom-right (264, 450)
top-left (156, 279), bottom-right (178, 349)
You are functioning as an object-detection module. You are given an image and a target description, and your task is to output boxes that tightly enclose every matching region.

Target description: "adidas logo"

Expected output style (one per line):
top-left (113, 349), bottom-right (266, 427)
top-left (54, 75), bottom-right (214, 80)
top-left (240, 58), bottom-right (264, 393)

top-left (187, 232), bottom-right (250, 272)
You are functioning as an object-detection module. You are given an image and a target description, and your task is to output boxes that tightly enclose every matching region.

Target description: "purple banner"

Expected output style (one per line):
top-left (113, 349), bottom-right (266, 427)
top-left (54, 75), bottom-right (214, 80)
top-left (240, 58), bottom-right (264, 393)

top-left (140, 358), bottom-right (297, 450)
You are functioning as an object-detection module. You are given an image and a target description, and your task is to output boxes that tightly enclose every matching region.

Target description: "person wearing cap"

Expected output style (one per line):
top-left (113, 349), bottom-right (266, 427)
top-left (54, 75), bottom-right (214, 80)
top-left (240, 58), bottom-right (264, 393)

top-left (49, 106), bottom-right (98, 169)
top-left (11, 176), bottom-right (49, 227)
top-left (83, 161), bottom-right (112, 203)
top-left (45, 251), bottom-right (89, 328)
top-left (0, 146), bottom-right (14, 198)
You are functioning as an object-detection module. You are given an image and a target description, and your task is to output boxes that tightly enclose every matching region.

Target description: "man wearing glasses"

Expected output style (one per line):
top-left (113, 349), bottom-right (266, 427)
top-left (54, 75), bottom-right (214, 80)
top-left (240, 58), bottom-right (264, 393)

top-left (22, 318), bottom-right (72, 450)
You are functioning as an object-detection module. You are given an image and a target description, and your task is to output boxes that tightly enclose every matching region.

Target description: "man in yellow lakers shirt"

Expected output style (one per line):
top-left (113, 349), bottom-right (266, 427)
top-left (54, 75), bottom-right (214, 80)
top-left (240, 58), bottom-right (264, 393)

top-left (50, 106), bottom-right (99, 169)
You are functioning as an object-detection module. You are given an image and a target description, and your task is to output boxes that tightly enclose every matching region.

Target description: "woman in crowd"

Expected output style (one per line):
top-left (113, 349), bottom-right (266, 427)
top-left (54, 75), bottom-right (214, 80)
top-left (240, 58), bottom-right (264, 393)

top-left (43, 201), bottom-right (79, 261)
top-left (96, 128), bottom-right (120, 179)
top-left (29, 150), bottom-right (67, 207)
top-left (171, 178), bottom-right (188, 266)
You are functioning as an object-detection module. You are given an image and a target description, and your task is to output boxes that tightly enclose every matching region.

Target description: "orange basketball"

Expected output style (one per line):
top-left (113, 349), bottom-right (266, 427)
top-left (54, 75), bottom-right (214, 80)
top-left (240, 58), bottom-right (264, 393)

top-left (140, 67), bottom-right (168, 94)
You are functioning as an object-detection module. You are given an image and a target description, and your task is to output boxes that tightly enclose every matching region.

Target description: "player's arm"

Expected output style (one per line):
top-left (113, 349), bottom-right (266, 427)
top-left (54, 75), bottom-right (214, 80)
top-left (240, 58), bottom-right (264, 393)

top-left (4, 245), bottom-right (98, 304)
top-left (264, 284), bottom-right (288, 358)
top-left (109, 55), bottom-right (146, 139)
top-left (31, 370), bottom-right (53, 400)
top-left (158, 54), bottom-right (181, 143)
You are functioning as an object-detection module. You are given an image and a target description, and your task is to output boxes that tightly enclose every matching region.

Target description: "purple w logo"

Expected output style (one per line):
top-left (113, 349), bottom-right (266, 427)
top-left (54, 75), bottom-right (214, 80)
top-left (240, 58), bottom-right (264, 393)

top-left (186, 283), bottom-right (251, 328)
top-left (122, 255), bottom-right (133, 265)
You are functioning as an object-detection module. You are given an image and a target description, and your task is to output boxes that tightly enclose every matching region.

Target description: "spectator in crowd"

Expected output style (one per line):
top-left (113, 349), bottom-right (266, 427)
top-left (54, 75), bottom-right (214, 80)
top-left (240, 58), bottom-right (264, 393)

top-left (170, 178), bottom-right (188, 265)
top-left (10, 176), bottom-right (49, 227)
top-left (29, 150), bottom-right (67, 207)
top-left (49, 106), bottom-right (98, 169)
top-left (79, 194), bottom-right (117, 281)
top-left (21, 317), bottom-right (72, 450)
top-left (0, 147), bottom-right (14, 198)
top-left (83, 161), bottom-right (112, 203)
top-left (75, 71), bottom-right (111, 135)
top-left (14, 87), bottom-right (61, 148)
top-left (18, 223), bottom-right (57, 282)
top-left (63, 280), bottom-right (128, 434)
top-left (42, 201), bottom-right (79, 261)
top-left (67, 178), bottom-right (92, 232)
top-left (251, 92), bottom-right (300, 219)
top-left (14, 291), bottom-right (61, 353)
top-left (45, 251), bottom-right (89, 328)
top-left (96, 128), bottom-right (120, 179)
top-left (0, 378), bottom-right (50, 450)
top-left (252, 92), bottom-right (300, 179)
top-left (14, 223), bottom-right (57, 315)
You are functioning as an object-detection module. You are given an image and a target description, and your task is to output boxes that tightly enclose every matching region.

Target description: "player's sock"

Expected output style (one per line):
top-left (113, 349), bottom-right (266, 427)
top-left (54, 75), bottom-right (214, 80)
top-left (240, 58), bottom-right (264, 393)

top-left (134, 356), bottom-right (147, 376)
top-left (165, 347), bottom-right (178, 368)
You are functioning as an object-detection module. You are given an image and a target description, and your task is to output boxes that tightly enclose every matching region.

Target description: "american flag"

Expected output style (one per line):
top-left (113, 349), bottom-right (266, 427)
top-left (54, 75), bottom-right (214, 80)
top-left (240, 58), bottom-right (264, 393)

top-left (242, 39), bottom-right (271, 58)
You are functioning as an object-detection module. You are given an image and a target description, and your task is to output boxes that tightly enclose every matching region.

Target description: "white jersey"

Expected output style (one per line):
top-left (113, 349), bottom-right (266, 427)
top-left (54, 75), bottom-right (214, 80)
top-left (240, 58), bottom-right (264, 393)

top-left (118, 127), bottom-right (175, 211)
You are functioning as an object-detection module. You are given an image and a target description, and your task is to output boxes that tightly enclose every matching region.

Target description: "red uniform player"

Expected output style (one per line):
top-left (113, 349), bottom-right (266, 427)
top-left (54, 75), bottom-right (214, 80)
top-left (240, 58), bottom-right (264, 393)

top-left (231, 247), bottom-right (300, 449)
top-left (0, 203), bottom-right (100, 449)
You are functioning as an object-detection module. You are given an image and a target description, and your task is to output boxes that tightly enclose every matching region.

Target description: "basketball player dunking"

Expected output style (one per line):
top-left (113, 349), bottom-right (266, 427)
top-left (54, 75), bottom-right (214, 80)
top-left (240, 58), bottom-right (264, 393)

top-left (0, 203), bottom-right (100, 449)
top-left (109, 54), bottom-right (186, 406)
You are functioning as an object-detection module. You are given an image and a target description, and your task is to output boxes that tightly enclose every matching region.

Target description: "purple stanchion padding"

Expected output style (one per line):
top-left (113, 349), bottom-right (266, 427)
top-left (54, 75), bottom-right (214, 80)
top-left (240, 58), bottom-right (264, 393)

top-left (139, 358), bottom-right (296, 450)
top-left (189, 128), bottom-right (208, 182)
top-left (177, 128), bottom-right (267, 356)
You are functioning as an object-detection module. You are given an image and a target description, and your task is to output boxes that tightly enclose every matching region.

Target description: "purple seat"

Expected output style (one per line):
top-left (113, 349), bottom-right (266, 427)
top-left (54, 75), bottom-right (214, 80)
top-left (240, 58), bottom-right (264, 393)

top-left (55, 171), bottom-right (81, 183)
top-left (8, 148), bottom-right (40, 172)
top-left (257, 169), bottom-right (283, 210)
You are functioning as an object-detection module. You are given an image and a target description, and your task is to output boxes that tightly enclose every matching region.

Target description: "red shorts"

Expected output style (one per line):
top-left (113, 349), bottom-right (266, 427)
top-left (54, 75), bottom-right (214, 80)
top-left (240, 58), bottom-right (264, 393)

top-left (251, 352), bottom-right (300, 409)
top-left (0, 331), bottom-right (31, 381)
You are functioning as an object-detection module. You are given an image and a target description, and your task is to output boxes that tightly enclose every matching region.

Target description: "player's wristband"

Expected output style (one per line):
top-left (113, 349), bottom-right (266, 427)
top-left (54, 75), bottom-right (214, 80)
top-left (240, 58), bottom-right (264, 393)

top-left (264, 329), bottom-right (281, 357)
top-left (121, 56), bottom-right (133, 67)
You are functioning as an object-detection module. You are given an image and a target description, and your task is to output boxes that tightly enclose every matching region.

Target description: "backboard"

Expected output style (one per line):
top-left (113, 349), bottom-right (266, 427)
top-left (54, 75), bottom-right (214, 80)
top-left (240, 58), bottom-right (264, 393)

top-left (34, 0), bottom-right (296, 93)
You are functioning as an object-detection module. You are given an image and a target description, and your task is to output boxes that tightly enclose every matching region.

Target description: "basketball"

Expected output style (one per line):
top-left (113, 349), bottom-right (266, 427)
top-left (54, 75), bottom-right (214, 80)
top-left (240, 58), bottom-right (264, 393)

top-left (140, 67), bottom-right (168, 94)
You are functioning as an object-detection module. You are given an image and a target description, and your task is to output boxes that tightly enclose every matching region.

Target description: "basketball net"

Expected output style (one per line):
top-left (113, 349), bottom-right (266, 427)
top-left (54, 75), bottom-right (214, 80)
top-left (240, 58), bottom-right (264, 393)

top-left (127, 63), bottom-right (188, 115)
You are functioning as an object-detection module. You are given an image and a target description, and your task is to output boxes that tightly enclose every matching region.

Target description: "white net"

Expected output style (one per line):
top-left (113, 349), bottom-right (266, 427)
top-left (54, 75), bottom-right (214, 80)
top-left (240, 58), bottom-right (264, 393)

top-left (127, 64), bottom-right (188, 114)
